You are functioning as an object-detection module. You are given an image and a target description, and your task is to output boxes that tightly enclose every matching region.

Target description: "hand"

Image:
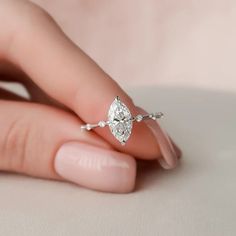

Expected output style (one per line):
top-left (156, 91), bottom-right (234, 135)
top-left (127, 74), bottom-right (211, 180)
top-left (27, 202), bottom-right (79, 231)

top-left (0, 0), bottom-right (180, 193)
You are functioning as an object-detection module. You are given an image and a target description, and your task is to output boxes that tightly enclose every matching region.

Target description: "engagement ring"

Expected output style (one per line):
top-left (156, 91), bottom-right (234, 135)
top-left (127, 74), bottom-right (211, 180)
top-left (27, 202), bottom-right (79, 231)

top-left (81, 96), bottom-right (163, 145)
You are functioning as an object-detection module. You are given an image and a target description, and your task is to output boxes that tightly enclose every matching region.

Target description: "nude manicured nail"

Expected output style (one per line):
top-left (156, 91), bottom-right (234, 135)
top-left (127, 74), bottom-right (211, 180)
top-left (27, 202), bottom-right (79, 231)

top-left (136, 107), bottom-right (178, 169)
top-left (54, 142), bottom-right (136, 193)
top-left (147, 121), bottom-right (178, 169)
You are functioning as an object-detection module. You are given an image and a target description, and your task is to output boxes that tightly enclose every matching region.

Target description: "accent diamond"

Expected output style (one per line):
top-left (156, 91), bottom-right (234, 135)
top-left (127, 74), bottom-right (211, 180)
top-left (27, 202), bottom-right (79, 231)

top-left (98, 121), bottom-right (106, 127)
top-left (108, 96), bottom-right (132, 144)
top-left (86, 124), bottom-right (92, 130)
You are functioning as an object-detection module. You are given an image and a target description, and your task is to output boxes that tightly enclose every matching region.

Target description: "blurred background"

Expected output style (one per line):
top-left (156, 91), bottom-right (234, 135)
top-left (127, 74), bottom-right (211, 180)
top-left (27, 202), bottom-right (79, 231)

top-left (32, 0), bottom-right (236, 91)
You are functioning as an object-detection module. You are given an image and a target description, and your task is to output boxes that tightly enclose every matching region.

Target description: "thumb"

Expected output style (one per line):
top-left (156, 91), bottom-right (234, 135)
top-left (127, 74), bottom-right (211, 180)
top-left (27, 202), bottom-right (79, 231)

top-left (0, 100), bottom-right (136, 193)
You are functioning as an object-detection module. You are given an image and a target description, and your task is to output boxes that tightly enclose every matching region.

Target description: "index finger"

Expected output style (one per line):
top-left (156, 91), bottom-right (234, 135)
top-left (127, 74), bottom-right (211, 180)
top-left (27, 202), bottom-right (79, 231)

top-left (0, 0), bottom-right (166, 161)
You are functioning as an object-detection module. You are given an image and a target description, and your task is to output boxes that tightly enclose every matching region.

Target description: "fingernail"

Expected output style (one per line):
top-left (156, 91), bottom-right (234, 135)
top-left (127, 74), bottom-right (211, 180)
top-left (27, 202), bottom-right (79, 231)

top-left (54, 142), bottom-right (136, 193)
top-left (136, 107), bottom-right (178, 169)
top-left (147, 121), bottom-right (178, 169)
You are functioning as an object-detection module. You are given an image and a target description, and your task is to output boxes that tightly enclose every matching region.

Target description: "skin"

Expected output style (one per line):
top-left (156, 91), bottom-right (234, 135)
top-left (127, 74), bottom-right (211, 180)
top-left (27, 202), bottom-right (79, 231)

top-left (0, 0), bottom-right (180, 193)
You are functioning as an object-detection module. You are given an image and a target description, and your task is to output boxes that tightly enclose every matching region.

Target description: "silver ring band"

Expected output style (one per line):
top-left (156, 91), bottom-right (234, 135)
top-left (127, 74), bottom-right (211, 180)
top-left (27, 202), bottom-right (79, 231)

top-left (81, 96), bottom-right (163, 145)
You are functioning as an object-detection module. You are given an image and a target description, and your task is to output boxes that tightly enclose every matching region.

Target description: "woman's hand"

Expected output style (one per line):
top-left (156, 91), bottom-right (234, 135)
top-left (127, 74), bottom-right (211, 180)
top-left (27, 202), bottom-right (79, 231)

top-left (0, 0), bottom-right (180, 193)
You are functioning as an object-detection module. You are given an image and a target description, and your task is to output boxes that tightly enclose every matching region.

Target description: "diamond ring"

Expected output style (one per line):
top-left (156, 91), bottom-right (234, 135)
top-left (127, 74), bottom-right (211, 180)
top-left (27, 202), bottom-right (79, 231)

top-left (81, 96), bottom-right (163, 145)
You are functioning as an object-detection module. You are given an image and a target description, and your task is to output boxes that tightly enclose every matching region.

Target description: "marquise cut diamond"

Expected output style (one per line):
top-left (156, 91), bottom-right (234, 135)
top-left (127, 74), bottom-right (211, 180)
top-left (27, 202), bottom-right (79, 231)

top-left (108, 96), bottom-right (132, 144)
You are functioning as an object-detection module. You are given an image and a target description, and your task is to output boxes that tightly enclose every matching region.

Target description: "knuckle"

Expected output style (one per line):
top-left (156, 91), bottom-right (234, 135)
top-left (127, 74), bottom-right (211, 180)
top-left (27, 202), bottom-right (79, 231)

top-left (20, 1), bottom-right (55, 27)
top-left (1, 117), bottom-right (31, 172)
top-left (19, 1), bottom-right (55, 30)
top-left (3, 0), bottom-right (53, 23)
top-left (1, 0), bottom-right (56, 55)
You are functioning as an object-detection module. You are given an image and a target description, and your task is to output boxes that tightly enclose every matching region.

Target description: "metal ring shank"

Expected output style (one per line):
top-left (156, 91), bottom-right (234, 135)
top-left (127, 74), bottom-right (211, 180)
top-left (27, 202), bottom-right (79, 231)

top-left (81, 112), bottom-right (163, 131)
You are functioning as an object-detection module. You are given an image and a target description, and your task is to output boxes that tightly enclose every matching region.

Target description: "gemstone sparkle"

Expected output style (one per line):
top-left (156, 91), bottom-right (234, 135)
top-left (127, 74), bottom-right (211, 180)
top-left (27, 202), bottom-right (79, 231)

top-left (108, 96), bottom-right (132, 144)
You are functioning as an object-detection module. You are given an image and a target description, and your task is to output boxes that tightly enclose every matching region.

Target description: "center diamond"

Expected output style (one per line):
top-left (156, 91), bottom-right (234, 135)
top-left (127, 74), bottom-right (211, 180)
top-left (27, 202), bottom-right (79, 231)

top-left (108, 96), bottom-right (133, 145)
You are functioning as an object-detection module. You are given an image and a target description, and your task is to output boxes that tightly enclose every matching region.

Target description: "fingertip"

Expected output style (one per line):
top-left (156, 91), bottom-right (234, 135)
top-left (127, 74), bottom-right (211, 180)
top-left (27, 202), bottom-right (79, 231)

top-left (91, 97), bottom-right (162, 161)
top-left (170, 139), bottom-right (182, 160)
top-left (136, 106), bottom-right (181, 169)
